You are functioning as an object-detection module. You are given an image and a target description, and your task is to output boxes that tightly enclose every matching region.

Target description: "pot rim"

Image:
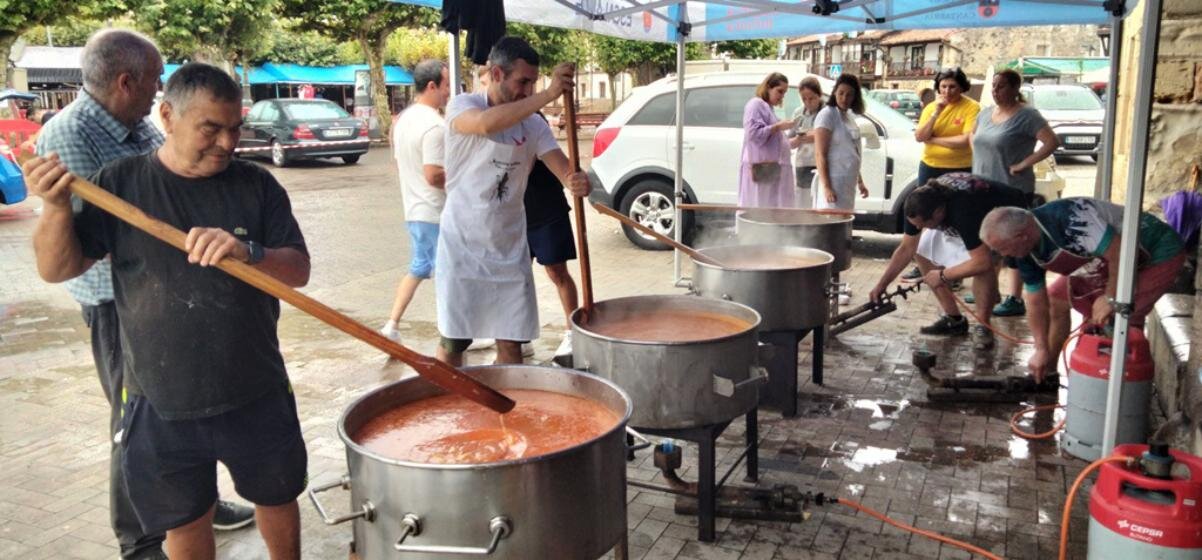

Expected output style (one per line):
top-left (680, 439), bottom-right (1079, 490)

top-left (691, 244), bottom-right (834, 272)
top-left (735, 209), bottom-right (854, 226)
top-left (570, 294), bottom-right (762, 346)
top-left (335, 365), bottom-right (633, 470)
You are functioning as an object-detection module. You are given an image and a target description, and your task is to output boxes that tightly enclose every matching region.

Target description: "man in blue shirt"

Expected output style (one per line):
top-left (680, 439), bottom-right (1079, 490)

top-left (981, 198), bottom-right (1184, 382)
top-left (35, 29), bottom-right (251, 560)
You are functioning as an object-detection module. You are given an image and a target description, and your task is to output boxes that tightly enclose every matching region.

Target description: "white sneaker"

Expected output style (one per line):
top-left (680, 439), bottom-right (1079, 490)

top-left (466, 339), bottom-right (496, 351)
top-left (838, 294), bottom-right (851, 306)
top-left (378, 326), bottom-right (401, 343)
top-left (554, 331), bottom-right (573, 358)
top-left (521, 342), bottom-right (535, 357)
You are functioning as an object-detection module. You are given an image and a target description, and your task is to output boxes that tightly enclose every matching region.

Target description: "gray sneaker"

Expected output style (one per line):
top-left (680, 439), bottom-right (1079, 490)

top-left (972, 325), bottom-right (995, 351)
top-left (919, 315), bottom-right (968, 336)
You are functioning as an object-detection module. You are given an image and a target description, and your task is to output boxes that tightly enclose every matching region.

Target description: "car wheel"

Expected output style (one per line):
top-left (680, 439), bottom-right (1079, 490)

top-left (617, 179), bottom-right (693, 251)
top-left (342, 155), bottom-right (361, 164)
top-left (270, 140), bottom-right (289, 167)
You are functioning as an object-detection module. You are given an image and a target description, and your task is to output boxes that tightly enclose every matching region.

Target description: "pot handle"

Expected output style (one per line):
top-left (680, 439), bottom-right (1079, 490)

top-left (394, 514), bottom-right (511, 555)
top-left (712, 366), bottom-right (769, 398)
top-left (308, 475), bottom-right (375, 525)
top-left (626, 426), bottom-right (653, 452)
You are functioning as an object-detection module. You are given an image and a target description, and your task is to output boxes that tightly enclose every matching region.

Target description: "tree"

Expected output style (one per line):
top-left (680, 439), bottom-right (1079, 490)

top-left (594, 35), bottom-right (706, 88)
top-left (20, 16), bottom-right (110, 47)
top-left (254, 22), bottom-right (345, 67)
top-left (135, 0), bottom-right (276, 91)
top-left (280, 0), bottom-right (438, 135)
top-left (711, 39), bottom-right (779, 60)
top-left (507, 23), bottom-right (592, 74)
top-left (1, 0), bottom-right (129, 87)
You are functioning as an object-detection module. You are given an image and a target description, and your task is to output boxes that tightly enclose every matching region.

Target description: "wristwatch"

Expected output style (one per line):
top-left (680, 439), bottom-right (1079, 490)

top-left (245, 240), bottom-right (265, 265)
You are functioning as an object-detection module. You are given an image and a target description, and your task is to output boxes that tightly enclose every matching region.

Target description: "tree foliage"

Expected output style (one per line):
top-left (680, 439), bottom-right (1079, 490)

top-left (279, 0), bottom-right (437, 134)
top-left (134, 0), bottom-right (276, 80)
top-left (253, 21), bottom-right (347, 66)
top-left (711, 39), bottom-right (779, 60)
top-left (20, 16), bottom-right (111, 47)
top-left (1, 0), bottom-right (130, 86)
top-left (506, 23), bottom-right (593, 74)
top-left (594, 35), bottom-right (706, 86)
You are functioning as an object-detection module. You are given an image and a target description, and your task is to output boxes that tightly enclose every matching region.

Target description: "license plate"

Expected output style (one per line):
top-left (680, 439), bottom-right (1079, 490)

top-left (324, 128), bottom-right (353, 138)
top-left (1066, 136), bottom-right (1095, 145)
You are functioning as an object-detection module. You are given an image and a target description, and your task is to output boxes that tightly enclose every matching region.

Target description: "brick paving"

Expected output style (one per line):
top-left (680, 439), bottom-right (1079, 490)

top-left (0, 147), bottom-right (1099, 559)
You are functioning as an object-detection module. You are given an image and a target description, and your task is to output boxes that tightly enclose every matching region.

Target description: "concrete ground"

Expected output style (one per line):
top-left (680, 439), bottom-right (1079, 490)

top-left (0, 146), bottom-right (1101, 559)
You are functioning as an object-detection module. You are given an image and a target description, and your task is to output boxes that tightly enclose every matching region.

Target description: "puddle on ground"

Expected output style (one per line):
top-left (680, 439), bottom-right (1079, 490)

top-left (795, 393), bottom-right (911, 430)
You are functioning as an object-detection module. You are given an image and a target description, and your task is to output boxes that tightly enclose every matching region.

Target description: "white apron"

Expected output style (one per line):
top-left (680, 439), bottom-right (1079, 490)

top-left (435, 93), bottom-right (558, 341)
top-left (811, 107), bottom-right (862, 211)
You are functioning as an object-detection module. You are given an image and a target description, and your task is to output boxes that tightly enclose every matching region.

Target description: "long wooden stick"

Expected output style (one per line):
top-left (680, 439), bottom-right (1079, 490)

top-left (562, 88), bottom-right (594, 320)
top-left (590, 202), bottom-right (726, 267)
top-left (678, 203), bottom-right (854, 217)
top-left (60, 172), bottom-right (515, 413)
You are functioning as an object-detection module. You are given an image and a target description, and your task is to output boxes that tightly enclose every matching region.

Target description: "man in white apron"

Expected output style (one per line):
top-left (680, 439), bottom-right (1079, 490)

top-left (436, 36), bottom-right (590, 366)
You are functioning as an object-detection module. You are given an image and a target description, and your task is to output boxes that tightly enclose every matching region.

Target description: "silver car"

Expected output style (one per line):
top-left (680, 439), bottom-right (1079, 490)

top-left (1022, 84), bottom-right (1105, 161)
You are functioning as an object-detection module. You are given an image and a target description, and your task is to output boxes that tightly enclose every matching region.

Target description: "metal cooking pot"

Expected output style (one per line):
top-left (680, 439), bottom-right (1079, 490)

top-left (736, 209), bottom-right (853, 272)
top-left (311, 365), bottom-right (632, 560)
top-left (571, 295), bottom-right (765, 430)
top-left (691, 245), bottom-right (834, 331)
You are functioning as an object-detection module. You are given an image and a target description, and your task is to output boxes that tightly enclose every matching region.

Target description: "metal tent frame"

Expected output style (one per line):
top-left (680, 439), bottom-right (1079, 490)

top-left (396, 0), bottom-right (1160, 457)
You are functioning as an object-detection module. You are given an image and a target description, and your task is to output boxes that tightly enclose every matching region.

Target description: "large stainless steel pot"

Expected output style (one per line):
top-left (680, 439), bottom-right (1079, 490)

top-left (691, 245), bottom-right (834, 331)
top-left (736, 209), bottom-right (853, 272)
top-left (311, 365), bottom-right (632, 560)
top-left (571, 295), bottom-right (765, 430)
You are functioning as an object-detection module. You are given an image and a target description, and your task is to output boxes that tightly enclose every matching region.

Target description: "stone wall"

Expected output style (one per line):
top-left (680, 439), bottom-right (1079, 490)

top-left (1108, 0), bottom-right (1202, 208)
top-left (948, 25), bottom-right (1103, 80)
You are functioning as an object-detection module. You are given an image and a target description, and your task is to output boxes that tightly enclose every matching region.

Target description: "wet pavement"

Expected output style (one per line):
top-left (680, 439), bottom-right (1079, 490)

top-left (0, 147), bottom-right (1100, 559)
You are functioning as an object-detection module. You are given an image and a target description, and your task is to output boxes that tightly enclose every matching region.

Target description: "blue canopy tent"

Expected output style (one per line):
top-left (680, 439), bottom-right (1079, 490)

top-left (395, 0), bottom-right (1161, 458)
top-left (258, 63), bottom-right (414, 85)
top-left (161, 63), bottom-right (281, 85)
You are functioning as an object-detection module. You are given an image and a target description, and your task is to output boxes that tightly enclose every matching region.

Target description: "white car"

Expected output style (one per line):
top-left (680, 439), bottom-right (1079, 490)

top-left (588, 72), bottom-right (1063, 249)
top-left (1021, 83), bottom-right (1105, 161)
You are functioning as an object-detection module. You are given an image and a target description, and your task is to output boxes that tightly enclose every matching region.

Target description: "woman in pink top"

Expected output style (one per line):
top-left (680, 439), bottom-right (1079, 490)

top-left (738, 73), bottom-right (800, 207)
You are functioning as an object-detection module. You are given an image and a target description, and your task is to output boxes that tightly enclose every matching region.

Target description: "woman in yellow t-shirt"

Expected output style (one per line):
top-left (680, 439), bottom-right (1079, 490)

top-left (914, 67), bottom-right (980, 186)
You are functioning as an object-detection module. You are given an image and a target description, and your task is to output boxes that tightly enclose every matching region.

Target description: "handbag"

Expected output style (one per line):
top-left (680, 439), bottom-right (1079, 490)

top-left (751, 161), bottom-right (781, 184)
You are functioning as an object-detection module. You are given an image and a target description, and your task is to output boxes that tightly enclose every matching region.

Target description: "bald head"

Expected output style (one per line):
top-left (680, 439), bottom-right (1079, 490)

top-left (81, 29), bottom-right (162, 95)
top-left (980, 207), bottom-right (1040, 257)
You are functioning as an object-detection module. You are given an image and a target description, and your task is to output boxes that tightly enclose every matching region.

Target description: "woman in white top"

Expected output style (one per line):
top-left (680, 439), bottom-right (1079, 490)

top-left (813, 73), bottom-right (868, 210)
top-left (789, 77), bottom-right (824, 209)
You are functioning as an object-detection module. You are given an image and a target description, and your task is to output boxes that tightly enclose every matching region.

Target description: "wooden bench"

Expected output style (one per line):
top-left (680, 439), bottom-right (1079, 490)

top-left (556, 112), bottom-right (608, 130)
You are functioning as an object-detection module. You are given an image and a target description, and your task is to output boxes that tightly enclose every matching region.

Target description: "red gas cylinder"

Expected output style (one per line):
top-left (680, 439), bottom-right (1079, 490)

top-left (1063, 329), bottom-right (1154, 461)
top-left (1088, 443), bottom-right (1202, 559)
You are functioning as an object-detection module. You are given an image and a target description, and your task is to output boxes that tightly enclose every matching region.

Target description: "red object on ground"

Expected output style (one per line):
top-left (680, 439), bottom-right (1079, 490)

top-left (1089, 443), bottom-right (1202, 550)
top-left (1068, 329), bottom-right (1153, 382)
top-left (0, 119), bottom-right (41, 160)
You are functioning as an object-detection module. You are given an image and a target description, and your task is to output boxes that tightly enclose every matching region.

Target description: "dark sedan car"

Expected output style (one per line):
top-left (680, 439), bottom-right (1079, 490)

top-left (239, 99), bottom-right (369, 167)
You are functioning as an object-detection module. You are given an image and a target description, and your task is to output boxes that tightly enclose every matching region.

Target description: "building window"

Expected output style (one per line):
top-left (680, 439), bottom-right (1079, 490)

top-left (909, 45), bottom-right (925, 69)
top-left (599, 82), bottom-right (607, 98)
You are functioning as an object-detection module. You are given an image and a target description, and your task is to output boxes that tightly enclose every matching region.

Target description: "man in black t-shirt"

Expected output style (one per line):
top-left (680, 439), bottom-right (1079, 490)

top-left (23, 63), bottom-right (309, 559)
top-left (869, 173), bottom-right (1029, 350)
top-left (525, 112), bottom-right (578, 359)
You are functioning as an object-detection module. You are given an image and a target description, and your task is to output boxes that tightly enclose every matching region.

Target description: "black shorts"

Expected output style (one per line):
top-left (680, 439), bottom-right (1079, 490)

top-left (120, 386), bottom-right (308, 534)
top-left (528, 216), bottom-right (577, 266)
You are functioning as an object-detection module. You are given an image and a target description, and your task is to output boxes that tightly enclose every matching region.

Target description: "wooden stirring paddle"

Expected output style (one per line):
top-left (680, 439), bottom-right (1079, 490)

top-left (590, 202), bottom-right (726, 267)
top-left (561, 89), bottom-right (594, 322)
top-left (34, 164), bottom-right (515, 413)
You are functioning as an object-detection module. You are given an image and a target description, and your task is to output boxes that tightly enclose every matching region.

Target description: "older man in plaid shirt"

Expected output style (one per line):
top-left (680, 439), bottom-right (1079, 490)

top-left (36, 29), bottom-right (252, 560)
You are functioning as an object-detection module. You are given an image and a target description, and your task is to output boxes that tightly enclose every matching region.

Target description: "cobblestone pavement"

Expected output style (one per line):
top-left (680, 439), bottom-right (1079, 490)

top-left (0, 147), bottom-right (1099, 559)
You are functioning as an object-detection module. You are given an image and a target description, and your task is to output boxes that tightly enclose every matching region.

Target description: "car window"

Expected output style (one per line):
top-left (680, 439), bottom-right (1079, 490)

top-left (1028, 87), bottom-right (1103, 111)
top-left (261, 103), bottom-right (280, 122)
top-left (864, 97), bottom-right (915, 136)
top-left (247, 102), bottom-right (267, 121)
top-left (627, 92), bottom-right (675, 126)
top-left (282, 101), bottom-right (350, 120)
top-left (781, 90), bottom-right (803, 120)
top-left (685, 86), bottom-right (754, 128)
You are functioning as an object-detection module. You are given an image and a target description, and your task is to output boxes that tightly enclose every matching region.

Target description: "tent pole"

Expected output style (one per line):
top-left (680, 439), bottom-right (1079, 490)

top-left (672, 4), bottom-right (688, 287)
top-left (1096, 15), bottom-right (1123, 201)
top-left (1101, 0), bottom-right (1162, 458)
top-left (449, 31), bottom-right (461, 97)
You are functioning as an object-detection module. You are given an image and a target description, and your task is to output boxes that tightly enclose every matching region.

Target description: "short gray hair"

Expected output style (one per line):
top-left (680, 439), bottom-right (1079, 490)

top-left (413, 59), bottom-right (447, 93)
top-left (81, 29), bottom-right (161, 94)
top-left (163, 63), bottom-right (242, 116)
top-left (980, 207), bottom-right (1035, 244)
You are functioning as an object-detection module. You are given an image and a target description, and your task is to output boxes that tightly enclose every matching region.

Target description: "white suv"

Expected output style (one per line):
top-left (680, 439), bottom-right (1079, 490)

top-left (587, 72), bottom-right (1063, 249)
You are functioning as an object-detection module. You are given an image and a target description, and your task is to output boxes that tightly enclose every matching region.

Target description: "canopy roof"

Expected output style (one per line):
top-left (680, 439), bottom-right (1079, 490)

top-left (161, 63), bottom-right (415, 86)
top-left (1002, 56), bottom-right (1111, 77)
top-left (395, 0), bottom-right (1119, 42)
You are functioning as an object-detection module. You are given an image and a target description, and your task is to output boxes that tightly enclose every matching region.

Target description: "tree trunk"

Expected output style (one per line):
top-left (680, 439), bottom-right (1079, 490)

top-left (607, 72), bottom-right (618, 111)
top-left (0, 33), bottom-right (18, 89)
top-left (240, 56), bottom-right (252, 100)
top-left (360, 29), bottom-right (394, 144)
